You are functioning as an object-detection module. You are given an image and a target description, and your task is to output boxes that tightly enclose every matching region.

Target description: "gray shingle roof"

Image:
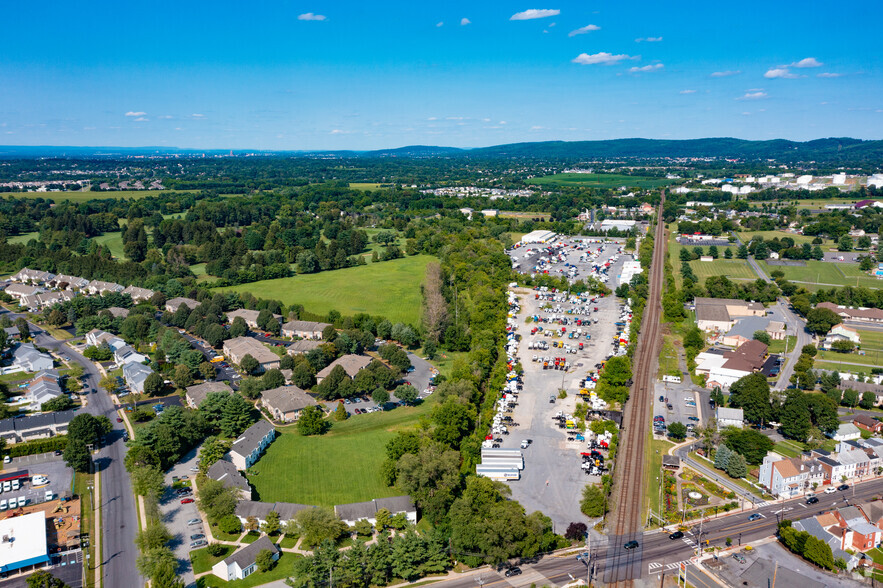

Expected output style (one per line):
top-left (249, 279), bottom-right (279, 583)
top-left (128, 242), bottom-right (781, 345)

top-left (260, 386), bottom-right (318, 414)
top-left (222, 535), bottom-right (278, 570)
top-left (230, 420), bottom-right (275, 460)
top-left (207, 460), bottom-right (251, 495)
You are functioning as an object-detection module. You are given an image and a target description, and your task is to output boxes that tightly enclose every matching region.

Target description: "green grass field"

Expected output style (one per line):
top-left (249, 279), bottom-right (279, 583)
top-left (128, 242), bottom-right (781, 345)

top-left (190, 545), bottom-right (233, 574)
top-left (645, 437), bottom-right (675, 526)
top-left (349, 182), bottom-right (392, 191)
top-left (91, 232), bottom-right (125, 260)
top-left (196, 552), bottom-right (300, 588)
top-left (248, 396), bottom-right (438, 506)
top-left (7, 231), bottom-right (39, 245)
top-left (740, 231), bottom-right (817, 245)
top-left (528, 173), bottom-right (675, 189)
top-left (688, 259), bottom-right (757, 282)
top-left (793, 198), bottom-right (863, 210)
top-left (759, 260), bottom-right (882, 288)
top-left (216, 254), bottom-right (432, 324)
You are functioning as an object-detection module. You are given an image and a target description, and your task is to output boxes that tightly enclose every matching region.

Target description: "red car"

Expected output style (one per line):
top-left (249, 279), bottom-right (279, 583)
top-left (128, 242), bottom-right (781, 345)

top-left (181, 498), bottom-right (195, 504)
top-left (116, 417), bottom-right (123, 423)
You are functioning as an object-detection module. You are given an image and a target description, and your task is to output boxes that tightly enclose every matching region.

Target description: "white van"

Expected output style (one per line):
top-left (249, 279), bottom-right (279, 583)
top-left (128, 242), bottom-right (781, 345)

top-left (2, 482), bottom-right (10, 493)
top-left (11, 480), bottom-right (19, 491)
top-left (44, 490), bottom-right (53, 501)
top-left (8, 498), bottom-right (16, 509)
top-left (0, 500), bottom-right (6, 510)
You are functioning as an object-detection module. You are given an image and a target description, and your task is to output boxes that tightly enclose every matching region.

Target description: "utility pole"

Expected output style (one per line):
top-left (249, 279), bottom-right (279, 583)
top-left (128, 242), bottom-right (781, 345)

top-left (585, 532), bottom-right (591, 588)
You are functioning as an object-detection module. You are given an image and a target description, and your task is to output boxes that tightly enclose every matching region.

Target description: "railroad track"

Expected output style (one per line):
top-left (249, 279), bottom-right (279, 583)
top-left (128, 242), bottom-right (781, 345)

top-left (603, 196), bottom-right (667, 586)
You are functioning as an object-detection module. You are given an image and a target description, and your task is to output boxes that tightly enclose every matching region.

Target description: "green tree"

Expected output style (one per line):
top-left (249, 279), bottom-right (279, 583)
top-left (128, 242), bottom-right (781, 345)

top-left (131, 466), bottom-right (165, 501)
top-left (842, 388), bottom-right (859, 408)
top-left (728, 373), bottom-right (771, 425)
top-left (68, 413), bottom-right (102, 445)
top-left (806, 307), bottom-right (843, 336)
top-left (736, 244), bottom-right (749, 259)
top-left (714, 444), bottom-right (732, 471)
top-left (861, 391), bottom-right (877, 410)
top-left (144, 372), bottom-right (164, 396)
top-left (239, 354), bottom-right (260, 375)
top-left (262, 369), bottom-right (285, 390)
top-left (63, 439), bottom-right (92, 473)
top-left (256, 549), bottom-right (276, 572)
top-left (396, 442), bottom-right (461, 525)
top-left (395, 384), bottom-right (418, 405)
top-left (803, 535), bottom-right (836, 570)
top-left (334, 401), bottom-right (348, 421)
top-left (752, 330), bottom-right (771, 345)
top-left (26, 570), bottom-right (70, 588)
top-left (297, 405), bottom-right (328, 436)
top-left (830, 340), bottom-right (855, 353)
top-left (667, 422), bottom-right (688, 440)
top-left (199, 362), bottom-right (217, 382)
top-left (723, 429), bottom-right (774, 464)
top-left (372, 387), bottom-right (390, 405)
top-left (838, 235), bottom-right (853, 252)
top-left (294, 507), bottom-right (347, 548)
top-left (261, 510), bottom-right (281, 535)
top-left (354, 519), bottom-right (374, 537)
top-left (780, 391), bottom-right (812, 442)
top-left (725, 452), bottom-right (748, 478)
top-left (135, 520), bottom-right (173, 551)
top-left (580, 484), bottom-right (608, 517)
top-left (41, 395), bottom-right (74, 412)
top-left (220, 394), bottom-right (253, 437)
top-left (173, 364), bottom-right (193, 389)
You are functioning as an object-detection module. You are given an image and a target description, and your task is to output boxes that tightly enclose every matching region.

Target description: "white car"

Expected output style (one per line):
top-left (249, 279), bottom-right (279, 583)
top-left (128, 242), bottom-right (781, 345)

top-left (0, 500), bottom-right (6, 510)
top-left (7, 498), bottom-right (16, 509)
top-left (825, 486), bottom-right (837, 494)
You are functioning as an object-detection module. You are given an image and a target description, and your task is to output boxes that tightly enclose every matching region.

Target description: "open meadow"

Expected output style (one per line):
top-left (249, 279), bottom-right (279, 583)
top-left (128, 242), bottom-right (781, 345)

top-left (759, 260), bottom-right (882, 288)
top-left (739, 230), bottom-right (818, 245)
top-left (215, 254), bottom-right (432, 324)
top-left (528, 173), bottom-right (675, 189)
top-left (247, 396), bottom-right (438, 507)
top-left (1, 189), bottom-right (207, 202)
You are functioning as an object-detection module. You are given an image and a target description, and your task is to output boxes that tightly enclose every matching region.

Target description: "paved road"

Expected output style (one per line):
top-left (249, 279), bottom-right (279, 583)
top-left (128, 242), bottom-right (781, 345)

top-left (1, 310), bottom-right (142, 587)
top-left (430, 476), bottom-right (883, 588)
top-left (179, 332), bottom-right (239, 389)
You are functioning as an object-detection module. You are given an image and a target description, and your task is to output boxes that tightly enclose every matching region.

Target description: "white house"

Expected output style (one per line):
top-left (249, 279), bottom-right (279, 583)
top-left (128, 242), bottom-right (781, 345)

top-left (123, 363), bottom-right (154, 394)
top-left (211, 536), bottom-right (279, 582)
top-left (113, 345), bottom-right (148, 367)
top-left (833, 423), bottom-right (862, 442)
top-left (12, 344), bottom-right (54, 372)
top-left (227, 420), bottom-right (276, 470)
top-left (823, 324), bottom-right (861, 350)
top-left (758, 453), bottom-right (812, 498)
top-left (715, 407), bottom-right (744, 429)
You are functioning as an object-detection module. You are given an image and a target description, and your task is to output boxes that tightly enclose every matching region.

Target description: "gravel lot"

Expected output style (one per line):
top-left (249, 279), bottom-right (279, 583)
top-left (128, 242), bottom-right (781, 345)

top-left (495, 243), bottom-right (632, 531)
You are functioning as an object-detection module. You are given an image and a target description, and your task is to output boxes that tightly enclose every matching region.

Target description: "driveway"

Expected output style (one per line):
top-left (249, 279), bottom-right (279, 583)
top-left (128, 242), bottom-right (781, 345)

top-left (159, 446), bottom-right (203, 587)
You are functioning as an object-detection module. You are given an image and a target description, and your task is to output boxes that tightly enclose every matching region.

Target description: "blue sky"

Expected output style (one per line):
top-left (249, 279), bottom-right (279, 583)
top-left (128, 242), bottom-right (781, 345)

top-left (2, 1), bottom-right (882, 150)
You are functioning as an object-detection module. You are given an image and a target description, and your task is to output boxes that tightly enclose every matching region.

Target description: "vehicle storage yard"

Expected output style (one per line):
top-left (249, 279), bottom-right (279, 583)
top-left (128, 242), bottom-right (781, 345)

top-left (485, 240), bottom-right (636, 531)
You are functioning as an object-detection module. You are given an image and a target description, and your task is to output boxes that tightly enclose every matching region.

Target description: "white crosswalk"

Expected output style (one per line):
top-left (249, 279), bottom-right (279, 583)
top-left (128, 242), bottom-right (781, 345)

top-left (648, 560), bottom-right (692, 573)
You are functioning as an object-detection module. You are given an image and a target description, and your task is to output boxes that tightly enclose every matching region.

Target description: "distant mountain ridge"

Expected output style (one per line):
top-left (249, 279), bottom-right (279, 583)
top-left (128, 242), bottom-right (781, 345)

top-left (2, 137), bottom-right (883, 162)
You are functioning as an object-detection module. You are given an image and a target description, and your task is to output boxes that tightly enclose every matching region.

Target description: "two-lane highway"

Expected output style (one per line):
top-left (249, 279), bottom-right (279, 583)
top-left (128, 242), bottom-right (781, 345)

top-left (2, 309), bottom-right (142, 587)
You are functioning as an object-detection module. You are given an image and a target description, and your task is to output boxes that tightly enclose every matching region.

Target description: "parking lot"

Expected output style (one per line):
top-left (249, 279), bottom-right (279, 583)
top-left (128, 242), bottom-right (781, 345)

top-left (507, 236), bottom-right (626, 284)
top-left (159, 446), bottom-right (202, 586)
top-left (652, 379), bottom-right (708, 437)
top-left (496, 248), bottom-right (633, 531)
top-left (1, 453), bottom-right (74, 510)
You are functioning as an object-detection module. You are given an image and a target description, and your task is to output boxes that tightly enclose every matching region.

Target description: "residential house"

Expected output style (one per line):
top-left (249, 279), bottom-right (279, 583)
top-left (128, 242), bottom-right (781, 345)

top-left (715, 407), bottom-right (744, 429)
top-left (211, 536), bottom-right (279, 582)
top-left (758, 453), bottom-right (811, 497)
top-left (106, 307), bottom-right (130, 319)
top-left (829, 506), bottom-right (883, 552)
top-left (793, 516), bottom-right (861, 569)
top-left (227, 420), bottom-right (276, 470)
top-left (836, 441), bottom-right (875, 478)
top-left (260, 385), bottom-right (319, 422)
top-left (113, 345), bottom-right (147, 367)
top-left (222, 337), bottom-right (281, 372)
top-left (10, 268), bottom-right (54, 284)
top-left (4, 283), bottom-right (43, 302)
top-left (122, 285), bottom-right (155, 302)
top-left (49, 274), bottom-right (89, 290)
top-left (165, 297), bottom-right (199, 313)
top-left (207, 459), bottom-right (251, 500)
top-left (0, 410), bottom-right (75, 444)
top-left (281, 320), bottom-right (331, 340)
top-left (12, 344), bottom-right (54, 372)
top-left (838, 380), bottom-right (883, 406)
top-left (3, 326), bottom-right (20, 341)
top-left (335, 496), bottom-right (417, 526)
top-left (185, 381), bottom-right (231, 409)
top-left (234, 501), bottom-right (314, 527)
top-left (24, 370), bottom-right (63, 410)
top-left (816, 302), bottom-right (883, 324)
top-left (315, 354), bottom-right (373, 384)
top-left (286, 340), bottom-right (322, 356)
top-left (859, 500), bottom-right (883, 529)
top-left (226, 309), bottom-right (281, 330)
top-left (87, 281), bottom-right (124, 296)
top-left (695, 340), bottom-right (768, 389)
top-left (854, 414), bottom-right (883, 434)
top-left (123, 362), bottom-right (154, 395)
top-left (822, 324), bottom-right (861, 350)
top-left (85, 329), bottom-right (125, 351)
top-left (833, 423), bottom-right (862, 442)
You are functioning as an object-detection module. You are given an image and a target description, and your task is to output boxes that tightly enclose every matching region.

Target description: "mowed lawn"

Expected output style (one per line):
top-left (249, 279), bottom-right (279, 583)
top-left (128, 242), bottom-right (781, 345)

top-left (7, 231), bottom-right (40, 245)
top-left (688, 259), bottom-right (757, 282)
top-left (740, 230), bottom-right (818, 245)
top-left (216, 255), bottom-right (432, 324)
top-left (91, 232), bottom-right (126, 259)
top-left (759, 260), bottom-right (881, 288)
top-left (247, 397), bottom-right (438, 506)
top-left (529, 173), bottom-right (675, 189)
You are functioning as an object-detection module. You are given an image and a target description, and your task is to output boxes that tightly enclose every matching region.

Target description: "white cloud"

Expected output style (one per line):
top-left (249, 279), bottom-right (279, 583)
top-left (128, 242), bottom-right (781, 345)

top-left (636, 36), bottom-right (662, 42)
top-left (817, 72), bottom-right (842, 78)
top-left (460, 17), bottom-right (471, 25)
top-left (134, 117), bottom-right (149, 122)
top-left (680, 89), bottom-right (696, 94)
top-left (446, 116), bottom-right (466, 120)
top-left (738, 91), bottom-right (767, 100)
top-left (330, 129), bottom-right (352, 134)
top-left (510, 9), bottom-right (560, 21)
top-left (298, 13), bottom-right (327, 21)
top-left (710, 70), bottom-right (741, 77)
top-left (572, 52), bottom-right (635, 65)
top-left (191, 113), bottom-right (205, 118)
top-left (125, 111), bottom-right (146, 117)
top-left (530, 125), bottom-right (545, 130)
top-left (791, 57), bottom-right (822, 68)
top-left (436, 21), bottom-right (443, 27)
top-left (628, 63), bottom-right (663, 73)
top-left (568, 24), bottom-right (600, 36)
top-left (427, 117), bottom-right (438, 121)
top-left (764, 67), bottom-right (798, 79)
top-left (158, 115), bottom-right (174, 119)
top-left (499, 121), bottom-right (507, 125)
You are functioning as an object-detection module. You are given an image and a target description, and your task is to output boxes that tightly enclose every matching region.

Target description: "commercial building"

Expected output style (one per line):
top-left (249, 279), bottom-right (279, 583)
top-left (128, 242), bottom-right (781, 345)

top-left (816, 302), bottom-right (883, 324)
top-left (715, 407), bottom-right (744, 429)
top-left (694, 297), bottom-right (766, 332)
top-left (0, 511), bottom-right (50, 573)
top-left (598, 219), bottom-right (637, 233)
top-left (519, 230), bottom-right (557, 245)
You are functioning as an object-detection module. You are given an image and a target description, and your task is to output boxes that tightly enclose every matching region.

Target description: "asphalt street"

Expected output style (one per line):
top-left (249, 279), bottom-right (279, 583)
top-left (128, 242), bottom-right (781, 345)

top-left (430, 476), bottom-right (883, 588)
top-left (1, 309), bottom-right (142, 587)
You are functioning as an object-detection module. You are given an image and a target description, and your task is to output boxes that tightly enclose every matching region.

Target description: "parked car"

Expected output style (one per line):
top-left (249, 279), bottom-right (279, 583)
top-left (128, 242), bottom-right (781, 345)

top-left (187, 518), bottom-right (202, 526)
top-left (825, 486), bottom-right (837, 494)
top-left (190, 540), bottom-right (207, 548)
top-left (838, 484), bottom-right (850, 491)
top-left (190, 534), bottom-right (205, 541)
top-left (181, 498), bottom-right (195, 504)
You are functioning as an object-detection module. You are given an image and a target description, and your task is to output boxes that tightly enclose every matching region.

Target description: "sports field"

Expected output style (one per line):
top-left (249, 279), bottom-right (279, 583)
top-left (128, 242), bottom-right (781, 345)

top-left (740, 231), bottom-right (818, 245)
top-left (528, 173), bottom-right (675, 189)
top-left (759, 260), bottom-right (882, 288)
top-left (216, 254), bottom-right (432, 324)
top-left (688, 259), bottom-right (756, 282)
top-left (247, 396), bottom-right (437, 506)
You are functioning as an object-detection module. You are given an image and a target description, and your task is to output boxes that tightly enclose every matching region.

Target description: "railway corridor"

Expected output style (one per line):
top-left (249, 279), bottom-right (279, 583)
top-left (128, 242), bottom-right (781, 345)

top-left (603, 198), bottom-right (667, 586)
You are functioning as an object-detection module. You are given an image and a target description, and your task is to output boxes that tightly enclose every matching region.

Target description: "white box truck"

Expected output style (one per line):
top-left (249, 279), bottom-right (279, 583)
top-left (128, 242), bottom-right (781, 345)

top-left (481, 457), bottom-right (525, 470)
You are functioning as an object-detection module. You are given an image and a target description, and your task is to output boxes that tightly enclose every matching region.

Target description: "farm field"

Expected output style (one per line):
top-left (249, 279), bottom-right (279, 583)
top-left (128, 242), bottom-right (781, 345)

top-left (216, 254), bottom-right (432, 324)
top-left (349, 182), bottom-right (392, 191)
top-left (247, 395), bottom-right (438, 507)
top-left (1, 189), bottom-right (204, 202)
top-left (759, 260), bottom-right (881, 288)
top-left (498, 211), bottom-right (551, 221)
top-left (528, 173), bottom-right (675, 189)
